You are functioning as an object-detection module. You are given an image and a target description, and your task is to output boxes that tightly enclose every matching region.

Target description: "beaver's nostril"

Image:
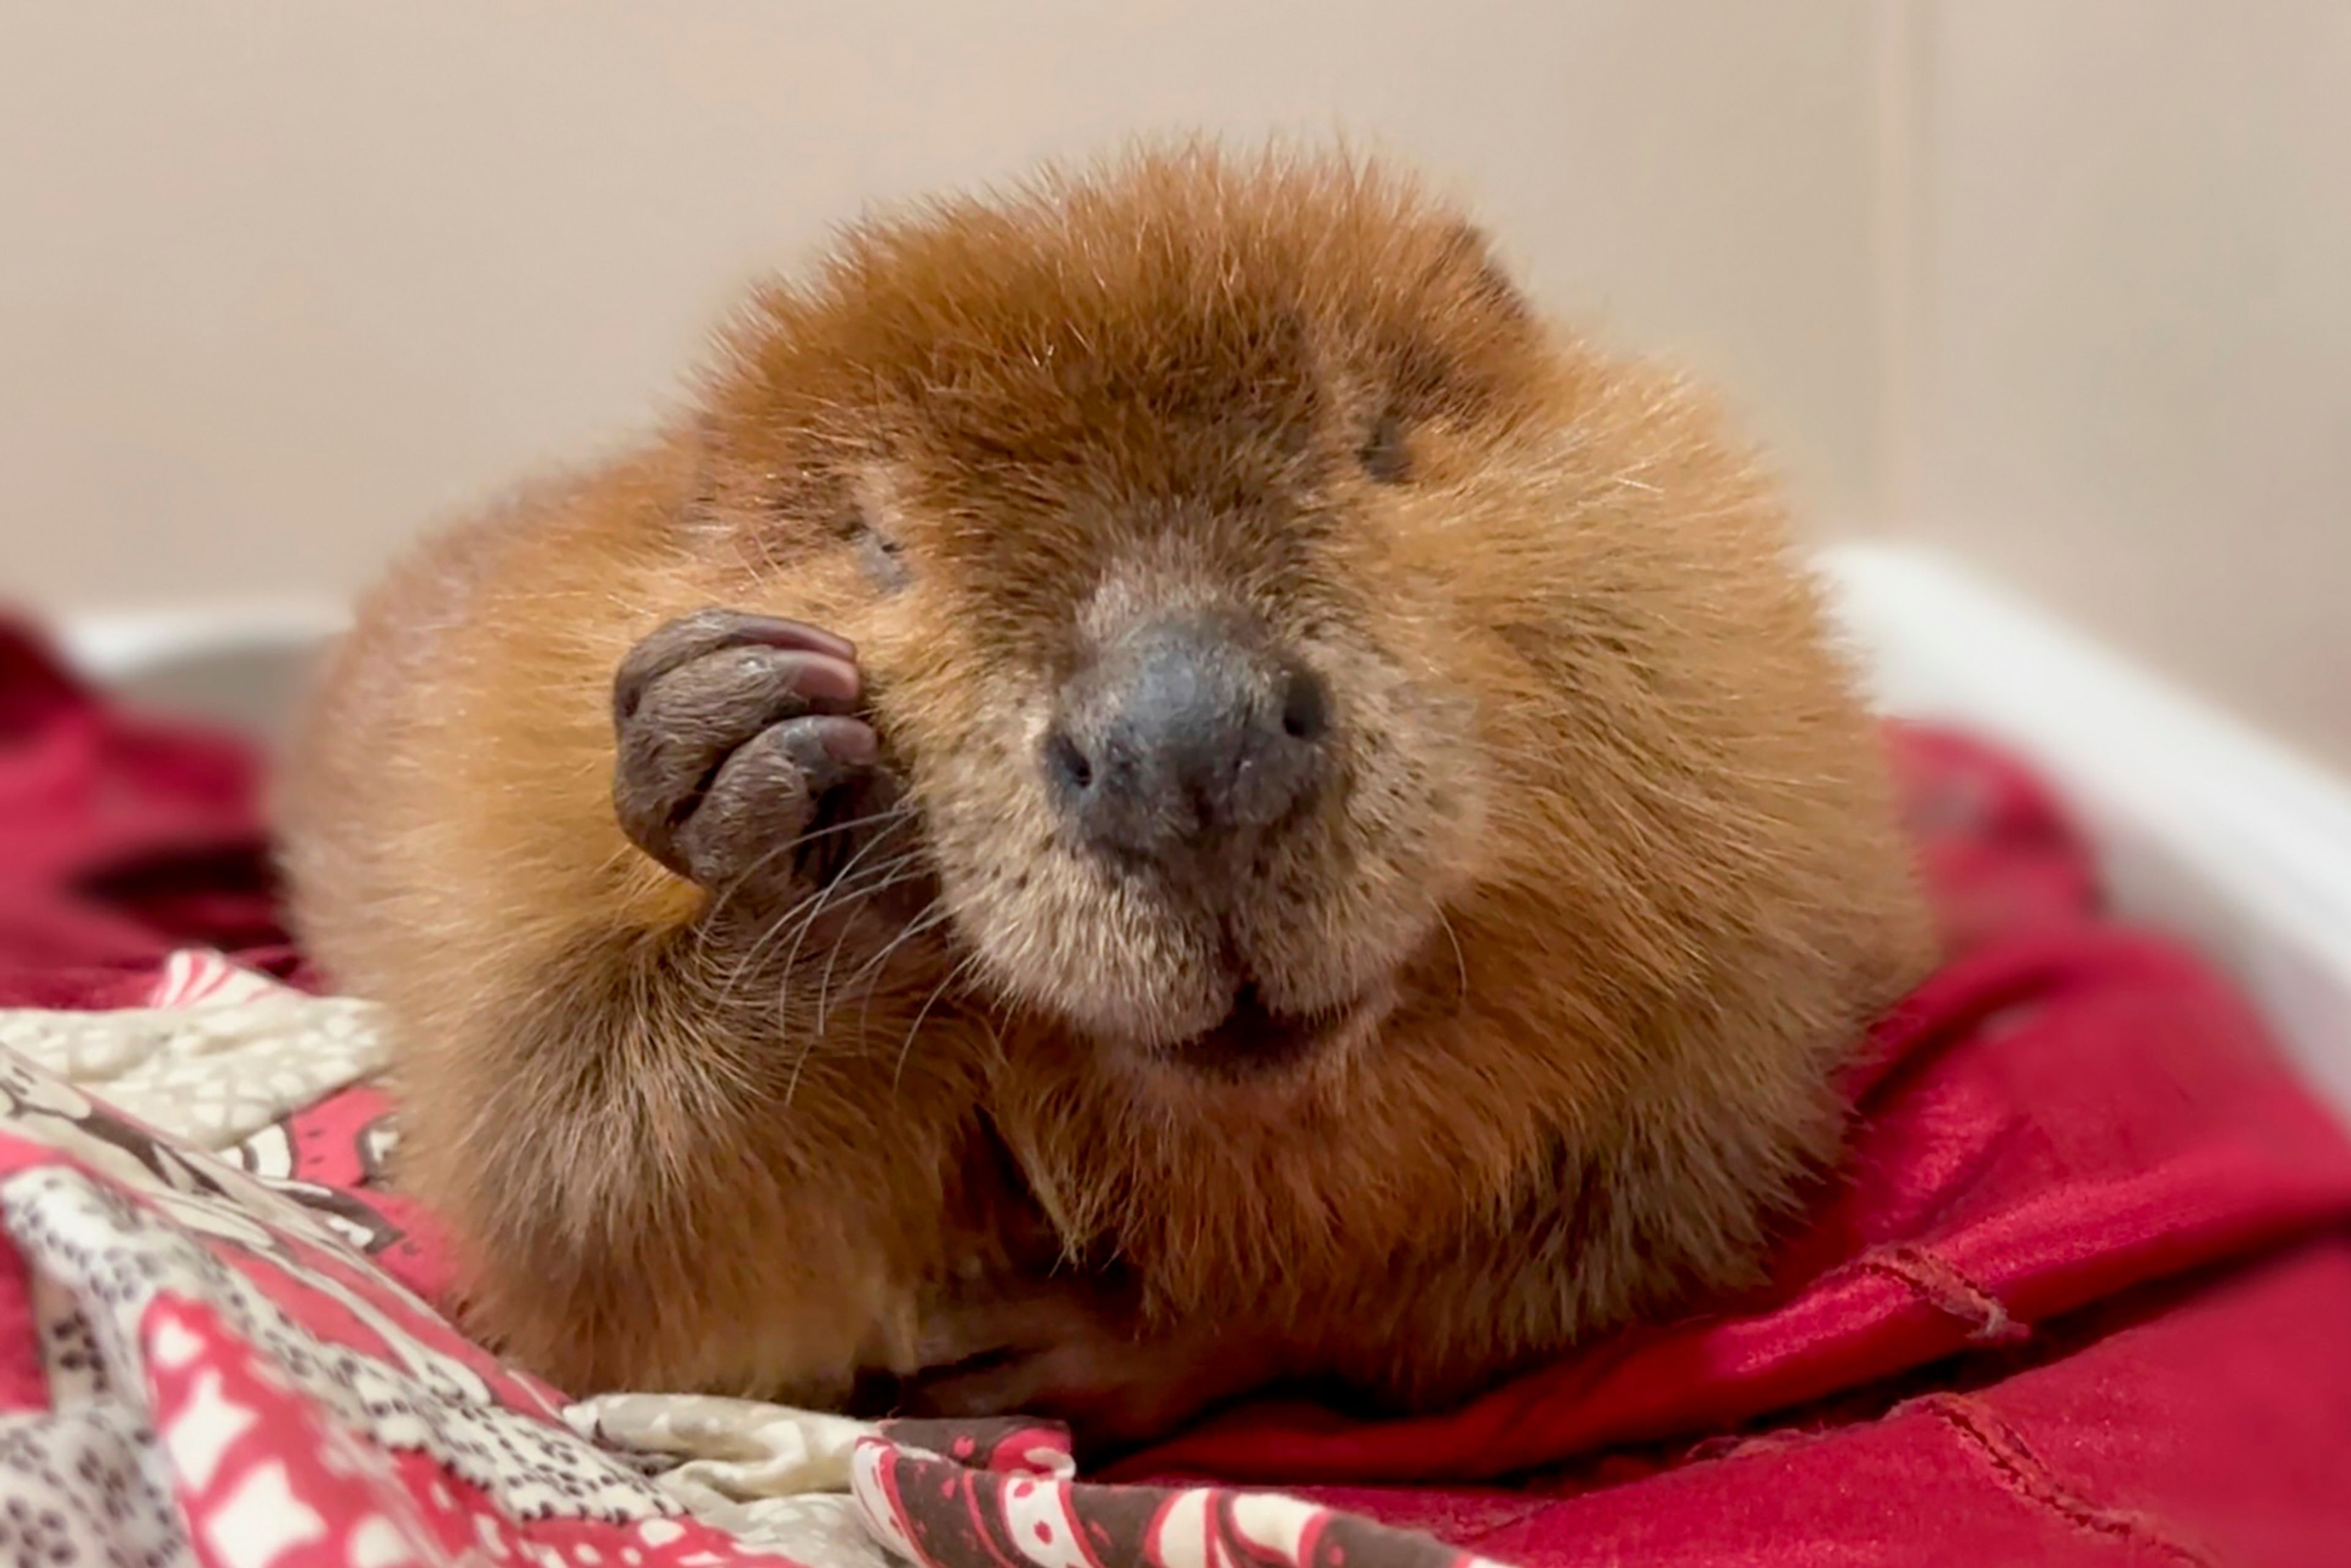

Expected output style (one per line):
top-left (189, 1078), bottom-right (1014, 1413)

top-left (1044, 728), bottom-right (1094, 795)
top-left (1280, 665), bottom-right (1329, 742)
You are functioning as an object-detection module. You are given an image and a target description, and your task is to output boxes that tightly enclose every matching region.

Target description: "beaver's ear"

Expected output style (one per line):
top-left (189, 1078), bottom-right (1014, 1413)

top-left (1437, 222), bottom-right (1534, 327)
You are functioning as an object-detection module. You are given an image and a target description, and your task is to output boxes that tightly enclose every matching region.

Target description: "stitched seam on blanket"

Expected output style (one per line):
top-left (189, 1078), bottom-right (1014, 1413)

top-left (1909, 1392), bottom-right (2218, 1566)
top-left (1440, 1498), bottom-right (1559, 1555)
top-left (1858, 1245), bottom-right (2030, 1343)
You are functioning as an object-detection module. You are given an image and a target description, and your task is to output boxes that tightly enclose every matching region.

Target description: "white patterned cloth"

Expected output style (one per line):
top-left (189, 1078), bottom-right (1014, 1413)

top-left (570, 1395), bottom-right (887, 1562)
top-left (0, 951), bottom-right (389, 1149)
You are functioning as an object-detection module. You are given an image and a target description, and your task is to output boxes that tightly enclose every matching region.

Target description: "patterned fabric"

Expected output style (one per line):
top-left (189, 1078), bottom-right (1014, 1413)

top-left (0, 951), bottom-right (386, 1150)
top-left (0, 953), bottom-right (1498, 1568)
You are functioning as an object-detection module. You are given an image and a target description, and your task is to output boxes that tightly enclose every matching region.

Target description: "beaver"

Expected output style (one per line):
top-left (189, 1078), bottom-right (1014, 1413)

top-left (276, 141), bottom-right (1934, 1451)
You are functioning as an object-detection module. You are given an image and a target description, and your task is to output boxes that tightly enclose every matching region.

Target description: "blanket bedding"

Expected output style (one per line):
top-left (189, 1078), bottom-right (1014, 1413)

top-left (0, 951), bottom-right (1490, 1568)
top-left (4, 616), bottom-right (2349, 1566)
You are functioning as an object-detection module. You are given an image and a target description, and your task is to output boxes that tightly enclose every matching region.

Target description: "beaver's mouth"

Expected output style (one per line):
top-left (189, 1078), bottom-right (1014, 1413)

top-left (1153, 982), bottom-right (1365, 1079)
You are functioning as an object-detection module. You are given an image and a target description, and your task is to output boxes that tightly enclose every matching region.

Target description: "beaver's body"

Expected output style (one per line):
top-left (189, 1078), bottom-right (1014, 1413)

top-left (277, 144), bottom-right (1933, 1449)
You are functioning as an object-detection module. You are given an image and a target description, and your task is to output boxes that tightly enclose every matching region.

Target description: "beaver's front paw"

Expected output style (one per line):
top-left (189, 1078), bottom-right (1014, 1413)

top-left (611, 609), bottom-right (893, 904)
top-left (897, 1282), bottom-right (1281, 1457)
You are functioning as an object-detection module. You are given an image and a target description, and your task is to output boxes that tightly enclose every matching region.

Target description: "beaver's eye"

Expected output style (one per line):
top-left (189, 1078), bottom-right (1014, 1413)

top-left (845, 468), bottom-right (913, 591)
top-left (858, 522), bottom-right (911, 592)
top-left (1359, 415), bottom-right (1411, 484)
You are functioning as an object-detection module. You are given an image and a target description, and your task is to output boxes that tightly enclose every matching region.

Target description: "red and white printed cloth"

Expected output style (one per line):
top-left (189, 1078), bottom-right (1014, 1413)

top-left (0, 951), bottom-right (1495, 1568)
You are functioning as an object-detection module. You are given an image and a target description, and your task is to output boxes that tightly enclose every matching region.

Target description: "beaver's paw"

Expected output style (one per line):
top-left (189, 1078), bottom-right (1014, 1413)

top-left (897, 1285), bottom-right (1279, 1457)
top-left (612, 609), bottom-right (888, 902)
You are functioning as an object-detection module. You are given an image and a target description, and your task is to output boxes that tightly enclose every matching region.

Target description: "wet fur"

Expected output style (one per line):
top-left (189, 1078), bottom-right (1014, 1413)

top-left (277, 143), bottom-right (1934, 1436)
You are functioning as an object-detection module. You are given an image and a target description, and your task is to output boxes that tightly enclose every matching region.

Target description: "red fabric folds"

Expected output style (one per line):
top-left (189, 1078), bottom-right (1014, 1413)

top-left (0, 618), bottom-right (298, 1003)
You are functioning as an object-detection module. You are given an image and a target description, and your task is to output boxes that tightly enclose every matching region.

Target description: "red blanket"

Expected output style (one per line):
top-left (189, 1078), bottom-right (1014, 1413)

top-left (6, 617), bottom-right (2350, 1564)
top-left (0, 621), bottom-right (300, 1000)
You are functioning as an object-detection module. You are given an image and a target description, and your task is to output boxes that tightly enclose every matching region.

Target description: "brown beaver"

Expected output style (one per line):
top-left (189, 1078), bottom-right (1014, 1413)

top-left (275, 141), bottom-right (1933, 1452)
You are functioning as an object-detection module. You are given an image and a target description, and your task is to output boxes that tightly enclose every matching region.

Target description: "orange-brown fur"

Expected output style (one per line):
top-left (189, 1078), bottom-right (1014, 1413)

top-left (276, 143), bottom-right (1933, 1441)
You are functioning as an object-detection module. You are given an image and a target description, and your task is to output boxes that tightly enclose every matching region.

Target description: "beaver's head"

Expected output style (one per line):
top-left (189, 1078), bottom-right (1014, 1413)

top-left (689, 146), bottom-right (1574, 1077)
top-left (683, 143), bottom-right (1927, 1316)
top-left (684, 136), bottom-right (1919, 1273)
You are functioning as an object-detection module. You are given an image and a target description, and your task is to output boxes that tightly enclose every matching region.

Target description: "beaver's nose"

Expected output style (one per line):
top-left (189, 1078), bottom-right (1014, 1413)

top-left (1044, 615), bottom-right (1331, 868)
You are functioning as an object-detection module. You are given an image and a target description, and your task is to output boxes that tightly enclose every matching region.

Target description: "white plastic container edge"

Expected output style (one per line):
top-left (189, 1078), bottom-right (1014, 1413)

top-left (1822, 542), bottom-right (2351, 1122)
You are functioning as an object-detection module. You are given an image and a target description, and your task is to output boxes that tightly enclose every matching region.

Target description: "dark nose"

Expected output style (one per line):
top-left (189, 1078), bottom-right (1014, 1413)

top-left (1045, 616), bottom-right (1331, 866)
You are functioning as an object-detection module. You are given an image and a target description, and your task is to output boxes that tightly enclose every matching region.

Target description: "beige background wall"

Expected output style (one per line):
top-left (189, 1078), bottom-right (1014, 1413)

top-left (0, 0), bottom-right (1884, 610)
top-left (1, 2), bottom-right (2344, 766)
top-left (1902, 0), bottom-right (2350, 771)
